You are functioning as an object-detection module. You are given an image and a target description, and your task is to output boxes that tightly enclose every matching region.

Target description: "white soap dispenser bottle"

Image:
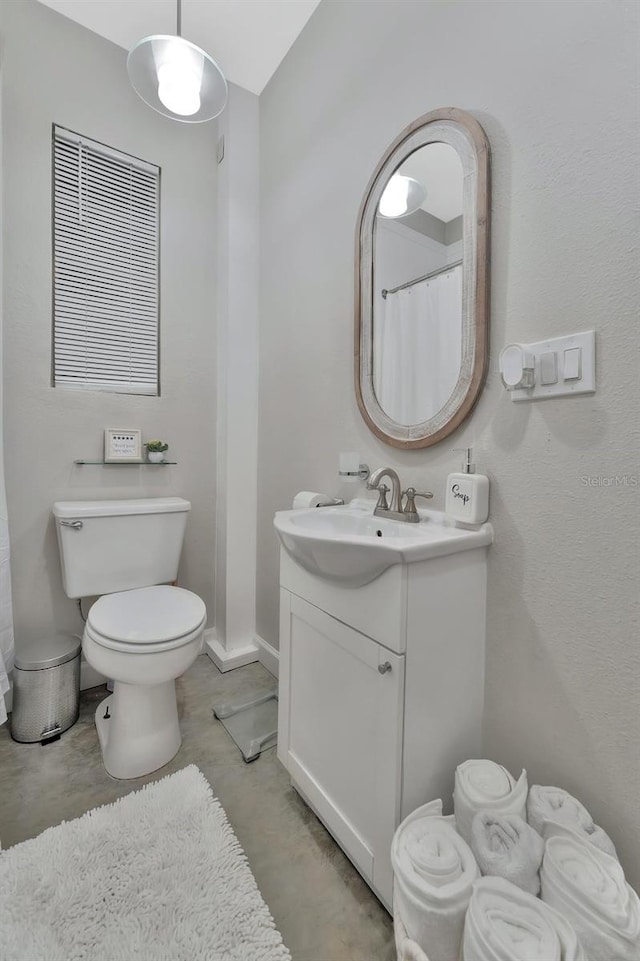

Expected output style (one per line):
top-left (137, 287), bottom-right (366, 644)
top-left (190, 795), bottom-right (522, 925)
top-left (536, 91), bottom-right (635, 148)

top-left (445, 447), bottom-right (490, 524)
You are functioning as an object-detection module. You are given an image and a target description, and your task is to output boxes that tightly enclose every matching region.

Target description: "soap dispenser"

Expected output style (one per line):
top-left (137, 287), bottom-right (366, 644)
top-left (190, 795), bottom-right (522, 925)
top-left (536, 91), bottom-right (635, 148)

top-left (445, 448), bottom-right (490, 524)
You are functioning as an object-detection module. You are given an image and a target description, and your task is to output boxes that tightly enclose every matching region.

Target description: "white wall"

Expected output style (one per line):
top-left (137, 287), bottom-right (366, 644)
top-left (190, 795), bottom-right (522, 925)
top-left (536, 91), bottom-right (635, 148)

top-left (258, 0), bottom-right (640, 884)
top-left (1, 0), bottom-right (218, 646)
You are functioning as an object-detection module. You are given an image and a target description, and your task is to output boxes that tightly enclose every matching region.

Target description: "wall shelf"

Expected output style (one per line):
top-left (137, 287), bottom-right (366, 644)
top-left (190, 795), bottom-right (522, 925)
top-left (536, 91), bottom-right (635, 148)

top-left (73, 460), bottom-right (177, 466)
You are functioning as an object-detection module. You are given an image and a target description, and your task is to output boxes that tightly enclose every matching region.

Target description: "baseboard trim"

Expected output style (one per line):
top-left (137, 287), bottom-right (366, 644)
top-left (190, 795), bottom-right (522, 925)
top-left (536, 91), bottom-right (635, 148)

top-left (204, 629), bottom-right (259, 673)
top-left (254, 634), bottom-right (279, 678)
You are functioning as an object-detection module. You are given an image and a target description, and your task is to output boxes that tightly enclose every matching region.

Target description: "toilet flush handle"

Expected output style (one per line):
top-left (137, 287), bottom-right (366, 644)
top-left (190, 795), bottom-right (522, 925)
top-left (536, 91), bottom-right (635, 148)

top-left (60, 519), bottom-right (83, 530)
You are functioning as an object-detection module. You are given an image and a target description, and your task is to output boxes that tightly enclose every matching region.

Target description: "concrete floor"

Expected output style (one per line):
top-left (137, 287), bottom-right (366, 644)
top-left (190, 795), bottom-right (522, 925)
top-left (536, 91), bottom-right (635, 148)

top-left (0, 655), bottom-right (395, 961)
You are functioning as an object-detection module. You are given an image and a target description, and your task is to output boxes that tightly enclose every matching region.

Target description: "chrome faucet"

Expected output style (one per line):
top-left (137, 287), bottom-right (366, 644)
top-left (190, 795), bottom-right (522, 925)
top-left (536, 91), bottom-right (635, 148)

top-left (367, 467), bottom-right (433, 523)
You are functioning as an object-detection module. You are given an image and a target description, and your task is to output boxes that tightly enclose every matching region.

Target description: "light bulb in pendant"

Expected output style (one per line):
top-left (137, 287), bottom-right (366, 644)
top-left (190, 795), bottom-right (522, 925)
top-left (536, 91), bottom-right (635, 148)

top-left (157, 61), bottom-right (201, 116)
top-left (378, 174), bottom-right (427, 218)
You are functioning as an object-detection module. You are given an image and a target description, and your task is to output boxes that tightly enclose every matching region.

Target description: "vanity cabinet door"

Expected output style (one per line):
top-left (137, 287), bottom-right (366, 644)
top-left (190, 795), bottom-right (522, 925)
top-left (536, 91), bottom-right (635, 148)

top-left (278, 590), bottom-right (404, 908)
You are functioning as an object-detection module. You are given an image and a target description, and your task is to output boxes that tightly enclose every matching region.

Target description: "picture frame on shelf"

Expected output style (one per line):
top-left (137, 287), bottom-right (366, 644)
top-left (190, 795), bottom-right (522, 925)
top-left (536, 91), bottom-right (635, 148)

top-left (103, 428), bottom-right (142, 463)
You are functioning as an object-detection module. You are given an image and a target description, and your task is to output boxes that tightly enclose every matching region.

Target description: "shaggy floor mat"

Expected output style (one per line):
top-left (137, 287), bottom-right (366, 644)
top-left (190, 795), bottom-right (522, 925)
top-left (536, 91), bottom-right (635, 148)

top-left (0, 765), bottom-right (291, 961)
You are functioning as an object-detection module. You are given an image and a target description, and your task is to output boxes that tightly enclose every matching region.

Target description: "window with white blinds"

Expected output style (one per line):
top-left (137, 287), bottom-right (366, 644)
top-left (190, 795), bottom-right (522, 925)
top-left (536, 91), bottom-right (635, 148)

top-left (53, 126), bottom-right (160, 395)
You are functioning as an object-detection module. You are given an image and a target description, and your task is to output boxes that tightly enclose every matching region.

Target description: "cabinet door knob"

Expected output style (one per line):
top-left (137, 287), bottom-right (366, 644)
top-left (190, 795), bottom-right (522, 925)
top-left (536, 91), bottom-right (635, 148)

top-left (378, 661), bottom-right (392, 674)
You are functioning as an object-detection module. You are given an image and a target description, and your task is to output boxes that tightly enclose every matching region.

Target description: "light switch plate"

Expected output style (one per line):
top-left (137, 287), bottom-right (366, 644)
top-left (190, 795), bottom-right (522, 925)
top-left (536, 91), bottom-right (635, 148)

top-left (509, 331), bottom-right (595, 401)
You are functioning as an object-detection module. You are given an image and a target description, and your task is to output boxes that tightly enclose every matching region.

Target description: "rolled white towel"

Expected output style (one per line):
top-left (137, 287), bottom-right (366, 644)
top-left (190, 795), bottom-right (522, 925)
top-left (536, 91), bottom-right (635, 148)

top-left (393, 895), bottom-right (431, 961)
top-left (527, 784), bottom-right (617, 859)
top-left (462, 876), bottom-right (587, 960)
top-left (391, 798), bottom-right (479, 961)
top-left (453, 760), bottom-right (528, 846)
top-left (471, 811), bottom-right (545, 895)
top-left (540, 834), bottom-right (640, 961)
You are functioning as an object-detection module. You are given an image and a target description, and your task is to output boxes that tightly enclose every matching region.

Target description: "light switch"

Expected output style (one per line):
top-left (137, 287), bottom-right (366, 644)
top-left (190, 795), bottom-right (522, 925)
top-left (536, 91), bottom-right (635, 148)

top-left (505, 331), bottom-right (595, 401)
top-left (564, 347), bottom-right (582, 381)
top-left (540, 351), bottom-right (558, 385)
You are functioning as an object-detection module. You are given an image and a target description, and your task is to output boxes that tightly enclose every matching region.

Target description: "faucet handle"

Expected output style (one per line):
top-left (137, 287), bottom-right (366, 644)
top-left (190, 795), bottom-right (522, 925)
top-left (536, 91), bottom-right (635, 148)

top-left (373, 483), bottom-right (390, 511)
top-left (403, 487), bottom-right (434, 516)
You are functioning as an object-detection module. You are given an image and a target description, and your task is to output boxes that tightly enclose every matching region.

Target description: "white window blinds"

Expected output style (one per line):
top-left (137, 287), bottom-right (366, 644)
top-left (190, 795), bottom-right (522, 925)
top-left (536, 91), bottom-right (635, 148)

top-left (53, 126), bottom-right (160, 395)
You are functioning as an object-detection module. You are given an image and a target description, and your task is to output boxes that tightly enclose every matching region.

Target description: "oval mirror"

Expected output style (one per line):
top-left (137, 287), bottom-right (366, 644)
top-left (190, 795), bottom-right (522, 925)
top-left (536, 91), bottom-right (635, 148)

top-left (355, 108), bottom-right (490, 448)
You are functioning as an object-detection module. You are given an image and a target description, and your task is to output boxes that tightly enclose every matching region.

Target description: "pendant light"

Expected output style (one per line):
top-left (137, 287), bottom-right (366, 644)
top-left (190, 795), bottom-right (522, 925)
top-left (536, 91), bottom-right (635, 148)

top-left (127, 0), bottom-right (228, 123)
top-left (378, 175), bottom-right (427, 218)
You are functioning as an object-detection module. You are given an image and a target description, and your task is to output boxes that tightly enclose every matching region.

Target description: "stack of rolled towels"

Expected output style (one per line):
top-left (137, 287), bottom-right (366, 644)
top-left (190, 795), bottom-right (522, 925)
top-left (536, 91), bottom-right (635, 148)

top-left (392, 759), bottom-right (640, 961)
top-left (391, 799), bottom-right (479, 961)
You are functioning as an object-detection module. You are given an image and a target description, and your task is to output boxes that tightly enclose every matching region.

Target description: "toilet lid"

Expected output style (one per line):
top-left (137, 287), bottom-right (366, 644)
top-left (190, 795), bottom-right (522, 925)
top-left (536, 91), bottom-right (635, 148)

top-left (87, 586), bottom-right (206, 644)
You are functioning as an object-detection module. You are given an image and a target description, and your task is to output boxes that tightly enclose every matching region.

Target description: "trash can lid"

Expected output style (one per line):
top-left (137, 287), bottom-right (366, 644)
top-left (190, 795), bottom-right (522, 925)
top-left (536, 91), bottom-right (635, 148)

top-left (14, 633), bottom-right (82, 671)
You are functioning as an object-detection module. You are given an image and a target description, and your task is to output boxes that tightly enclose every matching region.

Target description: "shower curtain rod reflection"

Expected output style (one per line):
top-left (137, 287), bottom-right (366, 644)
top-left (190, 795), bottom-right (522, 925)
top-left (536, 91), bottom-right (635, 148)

top-left (381, 259), bottom-right (462, 299)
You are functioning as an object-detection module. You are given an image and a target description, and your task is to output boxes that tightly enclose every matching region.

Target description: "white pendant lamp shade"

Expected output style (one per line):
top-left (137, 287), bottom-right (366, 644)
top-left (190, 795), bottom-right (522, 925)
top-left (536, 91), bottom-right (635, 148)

top-left (378, 174), bottom-right (427, 218)
top-left (127, 3), bottom-right (227, 123)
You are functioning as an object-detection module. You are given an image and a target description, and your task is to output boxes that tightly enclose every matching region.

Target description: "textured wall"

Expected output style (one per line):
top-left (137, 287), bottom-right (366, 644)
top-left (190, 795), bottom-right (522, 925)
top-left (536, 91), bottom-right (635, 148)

top-left (1, 1), bottom-right (217, 642)
top-left (258, 0), bottom-right (640, 884)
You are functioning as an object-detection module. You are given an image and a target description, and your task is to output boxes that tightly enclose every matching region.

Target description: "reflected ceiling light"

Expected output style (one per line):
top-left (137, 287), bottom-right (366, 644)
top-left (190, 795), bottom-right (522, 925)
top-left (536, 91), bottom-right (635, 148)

top-left (127, 0), bottom-right (228, 123)
top-left (378, 175), bottom-right (427, 218)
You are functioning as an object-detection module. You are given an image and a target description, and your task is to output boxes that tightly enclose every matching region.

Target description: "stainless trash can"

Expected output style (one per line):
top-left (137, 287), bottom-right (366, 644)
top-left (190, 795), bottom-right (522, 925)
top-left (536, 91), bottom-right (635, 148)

top-left (10, 634), bottom-right (81, 744)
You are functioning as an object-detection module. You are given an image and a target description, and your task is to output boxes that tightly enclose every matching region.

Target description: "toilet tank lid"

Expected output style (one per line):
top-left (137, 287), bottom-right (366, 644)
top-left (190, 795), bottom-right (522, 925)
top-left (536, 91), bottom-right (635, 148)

top-left (53, 497), bottom-right (191, 519)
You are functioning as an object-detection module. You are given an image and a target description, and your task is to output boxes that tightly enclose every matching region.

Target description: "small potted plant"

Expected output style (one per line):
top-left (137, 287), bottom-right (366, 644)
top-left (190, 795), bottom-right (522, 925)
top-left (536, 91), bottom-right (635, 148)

top-left (145, 440), bottom-right (169, 463)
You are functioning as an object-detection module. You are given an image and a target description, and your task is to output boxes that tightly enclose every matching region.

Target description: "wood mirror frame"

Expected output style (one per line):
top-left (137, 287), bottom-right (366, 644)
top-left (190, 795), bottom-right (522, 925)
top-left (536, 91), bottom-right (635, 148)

top-left (355, 107), bottom-right (490, 449)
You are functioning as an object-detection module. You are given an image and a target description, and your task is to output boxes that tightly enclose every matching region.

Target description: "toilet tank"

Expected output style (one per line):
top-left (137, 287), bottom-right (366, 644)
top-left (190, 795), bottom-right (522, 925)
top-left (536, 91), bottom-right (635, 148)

top-left (53, 497), bottom-right (191, 599)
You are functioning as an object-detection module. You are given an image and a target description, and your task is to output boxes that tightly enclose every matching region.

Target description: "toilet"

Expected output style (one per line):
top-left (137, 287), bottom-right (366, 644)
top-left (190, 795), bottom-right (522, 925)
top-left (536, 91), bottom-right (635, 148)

top-left (53, 497), bottom-right (206, 779)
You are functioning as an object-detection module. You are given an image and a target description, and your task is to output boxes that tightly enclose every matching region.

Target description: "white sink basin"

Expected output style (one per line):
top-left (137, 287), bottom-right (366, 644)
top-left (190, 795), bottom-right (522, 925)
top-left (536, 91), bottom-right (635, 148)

top-left (273, 499), bottom-right (493, 587)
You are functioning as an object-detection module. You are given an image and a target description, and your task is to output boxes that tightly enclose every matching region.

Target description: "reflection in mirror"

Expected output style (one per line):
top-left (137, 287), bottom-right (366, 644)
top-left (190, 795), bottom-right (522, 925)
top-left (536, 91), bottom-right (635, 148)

top-left (373, 143), bottom-right (464, 426)
top-left (355, 107), bottom-right (490, 449)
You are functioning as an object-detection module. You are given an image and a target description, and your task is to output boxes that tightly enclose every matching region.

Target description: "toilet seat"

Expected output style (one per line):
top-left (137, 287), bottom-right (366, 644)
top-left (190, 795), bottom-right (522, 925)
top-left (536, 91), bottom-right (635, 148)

top-left (86, 585), bottom-right (206, 654)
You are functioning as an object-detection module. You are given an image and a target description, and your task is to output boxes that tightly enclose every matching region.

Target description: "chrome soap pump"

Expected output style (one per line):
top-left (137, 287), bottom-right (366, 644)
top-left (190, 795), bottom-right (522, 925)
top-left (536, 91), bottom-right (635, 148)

top-left (445, 447), bottom-right (490, 524)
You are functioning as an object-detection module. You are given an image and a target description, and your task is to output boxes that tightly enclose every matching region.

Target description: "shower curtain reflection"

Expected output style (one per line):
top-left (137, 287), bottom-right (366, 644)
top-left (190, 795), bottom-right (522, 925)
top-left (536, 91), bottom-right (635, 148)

top-left (373, 263), bottom-right (462, 426)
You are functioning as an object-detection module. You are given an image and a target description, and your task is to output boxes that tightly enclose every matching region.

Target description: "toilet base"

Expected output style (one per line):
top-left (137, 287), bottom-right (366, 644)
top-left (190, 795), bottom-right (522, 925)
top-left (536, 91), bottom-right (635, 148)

top-left (95, 681), bottom-right (182, 779)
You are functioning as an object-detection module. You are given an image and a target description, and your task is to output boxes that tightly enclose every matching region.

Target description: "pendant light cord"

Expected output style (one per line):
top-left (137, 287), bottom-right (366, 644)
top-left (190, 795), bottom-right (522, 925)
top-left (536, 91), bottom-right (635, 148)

top-left (177, 0), bottom-right (182, 37)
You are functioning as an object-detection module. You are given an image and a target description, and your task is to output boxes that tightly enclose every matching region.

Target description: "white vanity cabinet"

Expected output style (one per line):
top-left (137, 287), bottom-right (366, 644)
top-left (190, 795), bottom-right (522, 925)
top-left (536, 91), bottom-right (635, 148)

top-left (277, 541), bottom-right (489, 911)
